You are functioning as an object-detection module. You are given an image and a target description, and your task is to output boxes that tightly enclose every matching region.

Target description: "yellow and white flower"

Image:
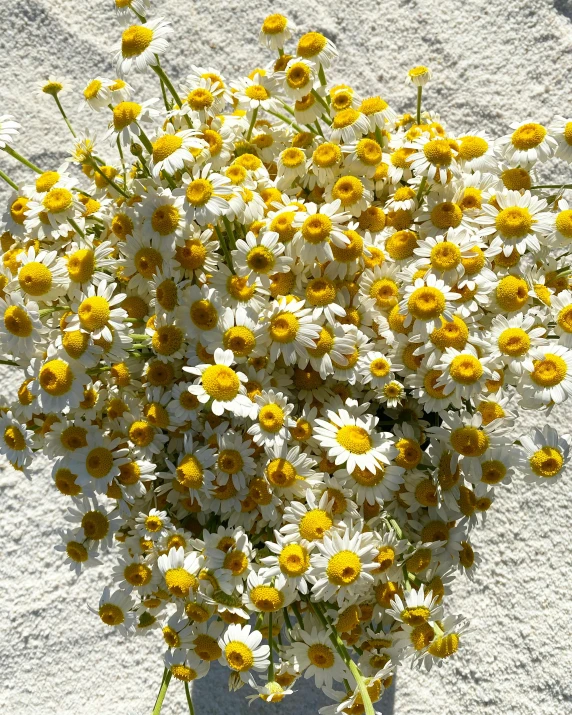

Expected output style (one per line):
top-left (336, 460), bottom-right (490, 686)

top-left (185, 347), bottom-right (252, 417)
top-left (519, 425), bottom-right (570, 485)
top-left (496, 120), bottom-right (557, 168)
top-left (115, 18), bottom-right (173, 76)
top-left (218, 623), bottom-right (270, 683)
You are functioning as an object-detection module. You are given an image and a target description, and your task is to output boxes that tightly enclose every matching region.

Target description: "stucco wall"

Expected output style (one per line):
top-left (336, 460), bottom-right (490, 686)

top-left (0, 1), bottom-right (571, 713)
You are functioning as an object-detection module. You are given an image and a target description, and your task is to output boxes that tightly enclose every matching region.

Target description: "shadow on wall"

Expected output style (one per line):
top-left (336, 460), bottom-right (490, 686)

top-left (192, 662), bottom-right (395, 714)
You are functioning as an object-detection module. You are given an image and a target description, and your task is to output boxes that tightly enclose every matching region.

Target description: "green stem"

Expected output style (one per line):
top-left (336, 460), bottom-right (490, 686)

top-left (268, 612), bottom-right (275, 681)
top-left (159, 77), bottom-right (171, 111)
top-left (69, 218), bottom-right (85, 239)
top-left (347, 660), bottom-right (375, 715)
top-left (117, 136), bottom-right (127, 187)
top-left (389, 517), bottom-right (404, 539)
top-left (137, 126), bottom-right (154, 155)
top-left (311, 88), bottom-right (330, 112)
top-left (531, 184), bottom-right (572, 190)
top-left (290, 601), bottom-right (305, 629)
top-left (215, 224), bottom-right (235, 273)
top-left (3, 146), bottom-right (43, 174)
top-left (416, 176), bottom-right (427, 205)
top-left (246, 107), bottom-right (259, 141)
top-left (0, 358), bottom-right (19, 366)
top-left (87, 158), bottom-right (130, 199)
top-left (184, 682), bottom-right (195, 715)
top-left (318, 66), bottom-right (329, 100)
top-left (267, 110), bottom-right (305, 134)
top-left (314, 120), bottom-right (324, 137)
top-left (54, 95), bottom-right (76, 137)
top-left (0, 168), bottom-right (19, 190)
top-left (152, 669), bottom-right (172, 715)
top-left (416, 86), bottom-right (422, 125)
top-left (375, 126), bottom-right (384, 147)
top-left (222, 215), bottom-right (237, 250)
top-left (282, 607), bottom-right (293, 632)
top-left (152, 60), bottom-right (183, 107)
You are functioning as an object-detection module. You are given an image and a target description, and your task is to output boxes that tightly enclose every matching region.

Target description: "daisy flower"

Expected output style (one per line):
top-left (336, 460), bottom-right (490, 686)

top-left (179, 76), bottom-right (227, 122)
top-left (177, 284), bottom-right (222, 340)
top-left (233, 73), bottom-right (281, 114)
top-left (0, 294), bottom-right (43, 358)
top-left (185, 347), bottom-right (252, 417)
top-left (157, 546), bottom-right (204, 599)
top-left (207, 306), bottom-right (269, 364)
top-left (547, 197), bottom-right (572, 248)
top-left (25, 184), bottom-right (83, 239)
top-left (260, 530), bottom-right (314, 594)
top-left (314, 401), bottom-right (396, 473)
top-left (519, 425), bottom-right (570, 485)
top-left (133, 508), bottom-right (173, 542)
top-left (64, 497), bottom-right (121, 551)
top-left (410, 135), bottom-right (459, 184)
top-left (248, 390), bottom-right (295, 449)
top-left (259, 13), bottom-right (292, 51)
top-left (243, 571), bottom-right (296, 613)
top-left (107, 97), bottom-right (159, 146)
top-left (90, 587), bottom-right (136, 636)
top-left (164, 650), bottom-right (210, 683)
top-left (308, 529), bottom-right (377, 606)
top-left (54, 528), bottom-right (101, 577)
top-left (29, 349), bottom-right (90, 414)
top-left (115, 18), bottom-right (173, 76)
top-left (387, 585), bottom-right (443, 629)
top-left (476, 190), bottom-right (552, 256)
top-left (113, 0), bottom-right (151, 25)
top-left (80, 77), bottom-right (114, 112)
top-left (496, 120), bottom-right (557, 168)
top-left (162, 434), bottom-right (217, 506)
top-left (66, 280), bottom-right (127, 343)
top-left (415, 615), bottom-right (471, 672)
top-left (326, 175), bottom-right (374, 217)
top-left (71, 432), bottom-right (130, 494)
top-left (150, 126), bottom-right (207, 179)
top-left (413, 230), bottom-right (479, 285)
top-left (286, 628), bottom-right (347, 690)
top-left (218, 623), bottom-right (270, 683)
top-left (175, 162), bottom-right (233, 225)
top-left (548, 115), bottom-right (572, 162)
top-left (264, 297), bottom-right (321, 365)
top-left (455, 132), bottom-right (497, 173)
top-left (519, 344), bottom-right (572, 406)
top-left (406, 65), bottom-right (432, 86)
top-left (551, 289), bottom-right (572, 347)
top-left (400, 274), bottom-right (460, 338)
top-left (0, 411), bottom-right (34, 468)
top-left (487, 313), bottom-right (547, 375)
top-left (435, 346), bottom-right (495, 400)
top-left (292, 199), bottom-right (351, 263)
top-left (233, 230), bottom-right (293, 288)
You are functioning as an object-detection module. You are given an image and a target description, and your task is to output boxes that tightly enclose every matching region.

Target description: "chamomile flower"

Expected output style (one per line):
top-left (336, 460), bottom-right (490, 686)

top-left (264, 298), bottom-right (321, 365)
top-left (113, 0), bottom-right (151, 26)
top-left (158, 546), bottom-right (203, 599)
top-left (0, 294), bottom-right (43, 358)
top-left (29, 350), bottom-right (90, 414)
top-left (72, 432), bottom-right (130, 494)
top-left (0, 115), bottom-right (20, 148)
top-left (150, 127), bottom-right (207, 179)
top-left (519, 344), bottom-right (572, 406)
top-left (487, 313), bottom-right (547, 375)
top-left (496, 120), bottom-right (557, 168)
top-left (54, 528), bottom-right (101, 576)
top-left (185, 347), bottom-right (252, 417)
top-left (115, 18), bottom-right (173, 75)
top-left (233, 73), bottom-right (281, 114)
top-left (259, 14), bottom-right (292, 51)
top-left (406, 65), bottom-right (432, 87)
top-left (519, 425), bottom-right (570, 484)
top-left (0, 411), bottom-right (33, 467)
top-left (400, 274), bottom-right (460, 337)
top-left (248, 390), bottom-right (295, 449)
top-left (91, 587), bottom-right (136, 636)
top-left (233, 230), bottom-right (292, 287)
top-left (179, 76), bottom-right (227, 122)
top-left (218, 623), bottom-right (270, 683)
top-left (66, 280), bottom-right (127, 343)
top-left (410, 135), bottom-right (458, 184)
top-left (287, 628), bottom-right (347, 689)
top-left (175, 162), bottom-right (233, 225)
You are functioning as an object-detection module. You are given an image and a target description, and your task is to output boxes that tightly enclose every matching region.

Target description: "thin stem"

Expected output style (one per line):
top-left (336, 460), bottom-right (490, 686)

top-left (531, 184), bottom-right (572, 190)
top-left (318, 66), bottom-right (329, 102)
top-left (152, 60), bottom-right (182, 107)
top-left (0, 358), bottom-right (19, 366)
top-left (184, 682), bottom-right (195, 715)
top-left (54, 95), bottom-right (76, 137)
top-left (267, 110), bottom-right (305, 134)
top-left (214, 224), bottom-right (235, 274)
top-left (159, 77), bottom-right (170, 111)
top-left (347, 660), bottom-right (375, 715)
top-left (268, 612), bottom-right (275, 681)
top-left (3, 146), bottom-right (43, 174)
top-left (290, 601), bottom-right (305, 629)
top-left (152, 669), bottom-right (172, 715)
top-left (69, 218), bottom-right (85, 239)
top-left (416, 86), bottom-right (422, 125)
top-left (375, 126), bottom-right (384, 147)
top-left (416, 176), bottom-right (427, 206)
top-left (314, 120), bottom-right (324, 137)
top-left (117, 136), bottom-right (127, 187)
top-left (389, 517), bottom-right (404, 539)
top-left (282, 607), bottom-right (293, 632)
top-left (311, 88), bottom-right (329, 112)
top-left (87, 158), bottom-right (130, 199)
top-left (0, 168), bottom-right (19, 190)
top-left (137, 125), bottom-right (154, 155)
top-left (222, 215), bottom-right (237, 250)
top-left (246, 107), bottom-right (259, 141)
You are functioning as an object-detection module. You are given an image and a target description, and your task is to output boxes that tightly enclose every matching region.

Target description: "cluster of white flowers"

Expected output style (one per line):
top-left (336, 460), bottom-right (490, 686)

top-left (0, 4), bottom-right (571, 713)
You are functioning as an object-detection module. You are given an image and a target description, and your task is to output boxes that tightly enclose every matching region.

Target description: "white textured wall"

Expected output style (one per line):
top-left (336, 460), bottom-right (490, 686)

top-left (1, 1), bottom-right (571, 713)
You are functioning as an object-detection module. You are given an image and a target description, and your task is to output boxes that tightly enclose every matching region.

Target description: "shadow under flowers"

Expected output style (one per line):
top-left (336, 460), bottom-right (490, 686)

top-left (191, 661), bottom-right (395, 714)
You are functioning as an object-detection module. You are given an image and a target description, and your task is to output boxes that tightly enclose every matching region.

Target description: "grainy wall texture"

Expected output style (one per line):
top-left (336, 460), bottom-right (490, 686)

top-left (0, 1), bottom-right (571, 713)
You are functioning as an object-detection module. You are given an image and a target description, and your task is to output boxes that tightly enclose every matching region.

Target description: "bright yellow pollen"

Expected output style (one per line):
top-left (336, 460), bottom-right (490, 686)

top-left (395, 437), bottom-right (422, 469)
top-left (431, 241), bottom-right (461, 271)
top-left (297, 31), bottom-right (327, 58)
top-left (555, 209), bottom-right (572, 239)
top-left (557, 305), bottom-right (572, 334)
top-left (370, 357), bottom-right (391, 378)
top-left (313, 143), bottom-right (341, 168)
top-left (530, 353), bottom-right (567, 387)
top-left (39, 359), bottom-right (73, 396)
top-left (245, 84), bottom-right (270, 100)
top-left (81, 510), bottom-right (109, 540)
top-left (408, 286), bottom-right (446, 320)
top-left (258, 403), bottom-right (285, 433)
top-left (511, 122), bottom-right (546, 150)
top-left (128, 420), bottom-right (155, 447)
top-left (225, 641), bottom-right (254, 671)
top-left (152, 134), bottom-right (183, 163)
top-left (99, 603), bottom-right (124, 627)
top-left (190, 299), bottom-right (218, 330)
top-left (301, 214), bottom-right (332, 244)
top-left (356, 138), bottom-right (382, 165)
top-left (326, 550), bottom-right (362, 586)
top-left (262, 13), bottom-right (288, 34)
top-left (495, 206), bottom-right (533, 238)
top-left (78, 296), bottom-right (110, 332)
top-left (529, 446), bottom-right (564, 478)
top-left (165, 568), bottom-right (197, 598)
top-left (250, 584), bottom-right (283, 611)
top-left (246, 245), bottom-right (275, 273)
top-left (495, 276), bottom-right (529, 312)
top-left (299, 509), bottom-right (332, 540)
top-left (386, 230), bottom-right (418, 260)
top-left (222, 325), bottom-right (255, 357)
top-left (19, 262), bottom-right (52, 297)
top-left (336, 425), bottom-right (372, 454)
top-left (423, 139), bottom-right (452, 166)
top-left (332, 175), bottom-right (363, 206)
top-left (223, 549), bottom-right (249, 576)
top-left (175, 239), bottom-right (207, 271)
top-left (43, 187), bottom-right (73, 214)
top-left (278, 543), bottom-right (309, 576)
top-left (269, 312), bottom-right (299, 343)
top-left (3, 425), bottom-right (25, 451)
top-left (151, 204), bottom-right (180, 236)
top-left (122, 25), bottom-right (153, 58)
top-left (35, 171), bottom-right (60, 193)
top-left (266, 458), bottom-right (297, 488)
top-left (185, 178), bottom-right (213, 206)
top-left (194, 634), bottom-right (222, 661)
top-left (497, 327), bottom-right (530, 356)
top-left (431, 202), bottom-right (462, 230)
top-left (10, 197), bottom-right (29, 225)
top-left (113, 101), bottom-right (142, 131)
top-left (152, 325), bottom-right (183, 356)
top-left (307, 643), bottom-right (335, 669)
top-left (458, 135), bottom-right (488, 160)
top-left (401, 605), bottom-right (432, 626)
top-left (450, 426), bottom-right (489, 456)
top-left (428, 633), bottom-right (459, 659)
top-left (478, 401), bottom-right (505, 425)
top-left (187, 88), bottom-right (214, 110)
top-left (3, 305), bottom-right (33, 337)
top-left (449, 354), bottom-right (483, 384)
top-left (202, 364), bottom-right (240, 401)
top-left (332, 230), bottom-right (363, 262)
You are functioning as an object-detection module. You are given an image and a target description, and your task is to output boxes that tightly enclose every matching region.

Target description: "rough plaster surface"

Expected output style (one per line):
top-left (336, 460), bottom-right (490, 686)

top-left (1, 0), bottom-right (572, 713)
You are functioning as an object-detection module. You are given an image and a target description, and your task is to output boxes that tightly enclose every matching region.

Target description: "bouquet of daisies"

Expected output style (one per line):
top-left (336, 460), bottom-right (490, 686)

top-left (0, 3), bottom-right (571, 713)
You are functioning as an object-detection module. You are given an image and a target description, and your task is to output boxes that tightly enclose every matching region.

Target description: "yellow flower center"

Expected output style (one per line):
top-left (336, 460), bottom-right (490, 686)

top-left (152, 134), bottom-right (183, 163)
top-left (395, 437), bottom-right (422, 468)
top-left (555, 209), bottom-right (572, 239)
top-left (43, 187), bottom-right (73, 214)
top-left (332, 175), bottom-right (363, 206)
top-left (176, 457), bottom-right (203, 491)
top-left (431, 241), bottom-right (461, 271)
top-left (39, 359), bottom-right (73, 396)
top-left (134, 246), bottom-right (163, 279)
top-left (332, 108), bottom-right (360, 129)
top-left (423, 139), bottom-right (452, 166)
top-left (356, 138), bottom-right (382, 165)
top-left (10, 197), bottom-right (29, 225)
top-left (225, 642), bottom-right (254, 671)
top-left (187, 88), bottom-right (214, 111)
top-left (332, 230), bottom-right (363, 262)
top-left (370, 357), bottom-right (391, 378)
top-left (165, 567), bottom-right (197, 597)
top-left (301, 214), bottom-right (332, 244)
top-left (313, 142), bottom-right (341, 168)
top-left (428, 633), bottom-right (459, 658)
top-left (223, 549), bottom-right (249, 576)
top-left (190, 299), bottom-right (218, 330)
top-left (269, 312), bottom-right (299, 343)
top-left (497, 327), bottom-right (530, 356)
top-left (299, 509), bottom-right (333, 540)
top-left (185, 178), bottom-right (214, 206)
top-left (202, 364), bottom-right (240, 401)
top-left (36, 171), bottom-right (60, 193)
top-left (3, 305), bottom-right (33, 337)
top-left (529, 446), bottom-right (564, 477)
top-left (495, 206), bottom-right (533, 238)
top-left (359, 96), bottom-right (389, 114)
top-left (286, 63), bottom-right (311, 90)
top-left (278, 543), bottom-right (309, 576)
top-left (414, 479), bottom-right (438, 507)
top-left (155, 278), bottom-right (178, 312)
top-left (557, 304), bottom-right (572, 334)
top-left (250, 584), bottom-right (284, 611)
top-left (85, 447), bottom-right (114, 479)
top-left (262, 13), bottom-right (288, 34)
top-left (297, 31), bottom-right (327, 58)
top-left (128, 420), bottom-right (155, 447)
top-left (3, 425), bottom-right (25, 451)
top-left (245, 84), bottom-right (270, 100)
top-left (122, 25), bottom-right (153, 58)
top-left (118, 462), bottom-right (141, 485)
top-left (336, 425), bottom-right (372, 454)
top-left (151, 204), bottom-right (180, 236)
top-left (113, 101), bottom-right (142, 130)
top-left (386, 230), bottom-right (418, 260)
top-left (449, 353), bottom-right (483, 384)
top-left (430, 202), bottom-right (462, 229)
top-left (66, 540), bottom-right (88, 562)
top-left (326, 550), bottom-right (362, 586)
top-left (194, 634), bottom-right (222, 661)
top-left (495, 275), bottom-right (529, 312)
top-left (270, 212), bottom-right (296, 243)
top-left (78, 296), bottom-right (110, 331)
top-left (511, 122), bottom-right (546, 150)
top-left (458, 135), bottom-right (488, 160)
top-left (307, 643), bottom-right (335, 669)
top-left (305, 277), bottom-right (336, 307)
top-left (258, 403), bottom-right (285, 433)
top-left (266, 458), bottom-right (297, 488)
top-left (450, 426), bottom-right (489, 456)
top-left (530, 353), bottom-right (567, 387)
top-left (81, 510), bottom-right (109, 540)
top-left (246, 245), bottom-right (275, 273)
top-left (408, 286), bottom-right (446, 320)
top-left (221, 325), bottom-right (255, 357)
top-left (152, 325), bottom-right (183, 356)
top-left (124, 563), bottom-right (152, 587)
top-left (19, 262), bottom-right (53, 297)
top-left (99, 604), bottom-right (124, 626)
top-left (68, 248), bottom-right (95, 284)
top-left (401, 606), bottom-right (432, 626)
